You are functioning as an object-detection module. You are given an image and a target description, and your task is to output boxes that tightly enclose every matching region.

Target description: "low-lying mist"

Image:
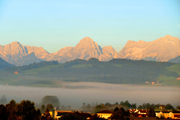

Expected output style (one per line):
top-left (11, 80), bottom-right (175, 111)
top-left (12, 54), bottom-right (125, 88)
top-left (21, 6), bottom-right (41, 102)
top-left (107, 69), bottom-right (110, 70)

top-left (0, 82), bottom-right (179, 109)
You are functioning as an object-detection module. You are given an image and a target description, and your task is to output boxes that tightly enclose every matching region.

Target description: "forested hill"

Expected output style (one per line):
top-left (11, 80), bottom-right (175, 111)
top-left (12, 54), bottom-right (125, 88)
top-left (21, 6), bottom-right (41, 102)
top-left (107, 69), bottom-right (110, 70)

top-left (0, 58), bottom-right (179, 86)
top-left (2, 60), bottom-right (58, 72)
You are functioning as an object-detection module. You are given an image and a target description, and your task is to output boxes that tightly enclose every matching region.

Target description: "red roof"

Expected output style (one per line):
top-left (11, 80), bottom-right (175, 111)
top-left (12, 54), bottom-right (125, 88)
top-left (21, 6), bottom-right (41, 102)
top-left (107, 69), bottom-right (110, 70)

top-left (139, 110), bottom-right (147, 113)
top-left (174, 115), bottom-right (180, 117)
top-left (133, 114), bottom-right (147, 117)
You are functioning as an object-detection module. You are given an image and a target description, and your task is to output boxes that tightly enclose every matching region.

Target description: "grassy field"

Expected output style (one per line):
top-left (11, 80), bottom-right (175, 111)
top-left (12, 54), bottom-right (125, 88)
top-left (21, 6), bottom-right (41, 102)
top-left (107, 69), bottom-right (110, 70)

top-left (166, 64), bottom-right (180, 76)
top-left (71, 64), bottom-right (92, 68)
top-left (23, 64), bottom-right (63, 74)
top-left (112, 64), bottom-right (122, 67)
top-left (155, 64), bottom-right (180, 86)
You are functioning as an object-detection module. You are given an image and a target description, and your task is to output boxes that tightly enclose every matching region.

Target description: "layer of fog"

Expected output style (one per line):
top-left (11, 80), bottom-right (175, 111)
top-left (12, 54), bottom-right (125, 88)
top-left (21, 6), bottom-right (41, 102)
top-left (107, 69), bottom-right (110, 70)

top-left (0, 82), bottom-right (180, 109)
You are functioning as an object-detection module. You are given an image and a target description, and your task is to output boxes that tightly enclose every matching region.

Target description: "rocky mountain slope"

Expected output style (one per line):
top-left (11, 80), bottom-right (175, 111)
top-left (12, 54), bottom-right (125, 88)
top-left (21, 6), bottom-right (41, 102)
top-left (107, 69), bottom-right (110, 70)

top-left (0, 42), bottom-right (47, 65)
top-left (118, 35), bottom-right (180, 61)
top-left (169, 56), bottom-right (180, 63)
top-left (0, 57), bottom-right (14, 69)
top-left (0, 37), bottom-right (117, 65)
top-left (49, 37), bottom-right (117, 62)
top-left (0, 35), bottom-right (179, 65)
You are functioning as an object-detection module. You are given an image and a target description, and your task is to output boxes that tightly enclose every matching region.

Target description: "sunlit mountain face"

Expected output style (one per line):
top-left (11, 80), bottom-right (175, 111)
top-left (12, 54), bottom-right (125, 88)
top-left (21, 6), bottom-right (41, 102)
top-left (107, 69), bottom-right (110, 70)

top-left (0, 35), bottom-right (180, 66)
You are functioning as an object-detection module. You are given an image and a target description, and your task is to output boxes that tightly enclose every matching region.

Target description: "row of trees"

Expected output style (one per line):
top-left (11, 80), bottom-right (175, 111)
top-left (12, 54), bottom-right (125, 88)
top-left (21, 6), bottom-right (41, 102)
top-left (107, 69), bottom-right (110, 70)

top-left (1, 95), bottom-right (178, 111)
top-left (0, 99), bottom-right (55, 120)
top-left (92, 100), bottom-right (178, 114)
top-left (0, 100), bottom-right (41, 120)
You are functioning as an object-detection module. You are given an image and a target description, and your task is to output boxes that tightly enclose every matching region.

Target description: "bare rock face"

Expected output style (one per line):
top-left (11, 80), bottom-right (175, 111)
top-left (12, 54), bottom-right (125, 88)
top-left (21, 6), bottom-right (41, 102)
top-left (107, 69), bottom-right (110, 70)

top-left (0, 42), bottom-right (28, 65)
top-left (99, 46), bottom-right (118, 61)
top-left (1, 35), bottom-right (179, 65)
top-left (19, 52), bottom-right (43, 66)
top-left (73, 37), bottom-right (103, 60)
top-left (118, 35), bottom-right (180, 61)
top-left (51, 37), bottom-right (118, 62)
top-left (25, 46), bottom-right (49, 59)
top-left (50, 47), bottom-right (75, 62)
top-left (0, 41), bottom-right (27, 56)
top-left (0, 42), bottom-right (46, 65)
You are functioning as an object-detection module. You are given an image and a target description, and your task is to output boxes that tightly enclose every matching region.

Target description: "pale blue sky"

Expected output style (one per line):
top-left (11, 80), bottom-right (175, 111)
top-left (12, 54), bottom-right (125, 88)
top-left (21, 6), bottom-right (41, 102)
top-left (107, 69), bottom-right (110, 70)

top-left (0, 0), bottom-right (180, 53)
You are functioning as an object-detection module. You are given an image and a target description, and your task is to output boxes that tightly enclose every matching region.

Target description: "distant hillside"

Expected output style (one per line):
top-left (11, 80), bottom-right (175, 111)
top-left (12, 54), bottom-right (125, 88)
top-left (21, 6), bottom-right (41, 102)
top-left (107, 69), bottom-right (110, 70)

top-left (0, 58), bottom-right (179, 86)
top-left (0, 57), bottom-right (14, 69)
top-left (3, 60), bottom-right (58, 72)
top-left (169, 56), bottom-right (180, 63)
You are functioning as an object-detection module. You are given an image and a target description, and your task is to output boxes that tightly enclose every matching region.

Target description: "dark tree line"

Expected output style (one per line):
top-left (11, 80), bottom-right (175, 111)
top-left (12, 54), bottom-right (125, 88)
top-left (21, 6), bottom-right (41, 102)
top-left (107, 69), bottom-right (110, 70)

top-left (137, 103), bottom-right (174, 110)
top-left (112, 107), bottom-right (130, 120)
top-left (0, 99), bottom-right (55, 120)
top-left (0, 100), bottom-right (41, 120)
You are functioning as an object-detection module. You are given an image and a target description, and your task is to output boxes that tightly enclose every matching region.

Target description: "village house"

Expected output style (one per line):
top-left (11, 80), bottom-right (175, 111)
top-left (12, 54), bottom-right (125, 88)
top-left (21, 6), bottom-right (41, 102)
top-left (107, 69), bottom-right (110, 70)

top-left (97, 110), bottom-right (112, 119)
top-left (131, 109), bottom-right (148, 117)
top-left (156, 111), bottom-right (180, 119)
top-left (49, 110), bottom-right (73, 119)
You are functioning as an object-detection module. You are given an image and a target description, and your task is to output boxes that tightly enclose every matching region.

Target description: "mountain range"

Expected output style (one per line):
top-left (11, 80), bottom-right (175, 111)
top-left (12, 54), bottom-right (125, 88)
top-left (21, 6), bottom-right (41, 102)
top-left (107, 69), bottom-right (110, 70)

top-left (0, 35), bottom-right (180, 66)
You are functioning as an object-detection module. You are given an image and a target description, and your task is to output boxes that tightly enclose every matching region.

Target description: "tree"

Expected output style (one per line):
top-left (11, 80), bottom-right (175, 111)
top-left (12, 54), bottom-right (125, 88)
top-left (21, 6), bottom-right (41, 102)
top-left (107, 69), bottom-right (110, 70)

top-left (86, 104), bottom-right (91, 110)
top-left (114, 107), bottom-right (119, 112)
top-left (115, 102), bottom-right (119, 105)
top-left (0, 104), bottom-right (7, 120)
top-left (60, 111), bottom-right (90, 120)
top-left (0, 95), bottom-right (7, 105)
top-left (35, 109), bottom-right (41, 120)
top-left (90, 114), bottom-right (106, 120)
top-left (165, 104), bottom-right (174, 109)
top-left (123, 100), bottom-right (131, 108)
top-left (61, 105), bottom-right (66, 110)
top-left (6, 99), bottom-right (16, 119)
top-left (41, 108), bottom-right (53, 120)
top-left (46, 104), bottom-right (54, 111)
top-left (68, 105), bottom-right (71, 110)
top-left (176, 105), bottom-right (180, 109)
top-left (82, 102), bottom-right (86, 109)
top-left (111, 107), bottom-right (129, 120)
top-left (7, 109), bottom-right (19, 120)
top-left (41, 104), bottom-right (46, 114)
top-left (147, 107), bottom-right (155, 117)
top-left (120, 101), bottom-right (124, 105)
top-left (41, 96), bottom-right (60, 108)
top-left (131, 103), bottom-right (136, 109)
top-left (15, 100), bottom-right (41, 120)
top-left (94, 104), bottom-right (104, 113)
top-left (138, 105), bottom-right (143, 109)
top-left (105, 102), bottom-right (111, 107)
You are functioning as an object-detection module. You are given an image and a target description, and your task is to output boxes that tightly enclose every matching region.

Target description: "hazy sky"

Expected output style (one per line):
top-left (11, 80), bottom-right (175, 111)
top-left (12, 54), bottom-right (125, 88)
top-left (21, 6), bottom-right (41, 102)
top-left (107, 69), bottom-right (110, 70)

top-left (0, 0), bottom-right (180, 53)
